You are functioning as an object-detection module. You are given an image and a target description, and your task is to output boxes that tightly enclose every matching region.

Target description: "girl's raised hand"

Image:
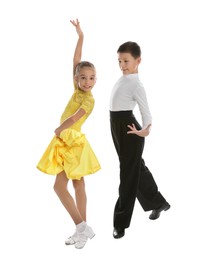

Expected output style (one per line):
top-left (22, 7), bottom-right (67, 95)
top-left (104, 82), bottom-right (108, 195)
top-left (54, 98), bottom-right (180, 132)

top-left (70, 18), bottom-right (83, 37)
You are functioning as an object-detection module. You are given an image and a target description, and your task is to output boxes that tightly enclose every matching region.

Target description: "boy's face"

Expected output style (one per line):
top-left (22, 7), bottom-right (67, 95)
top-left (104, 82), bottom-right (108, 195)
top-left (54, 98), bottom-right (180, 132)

top-left (118, 52), bottom-right (141, 75)
top-left (75, 67), bottom-right (97, 92)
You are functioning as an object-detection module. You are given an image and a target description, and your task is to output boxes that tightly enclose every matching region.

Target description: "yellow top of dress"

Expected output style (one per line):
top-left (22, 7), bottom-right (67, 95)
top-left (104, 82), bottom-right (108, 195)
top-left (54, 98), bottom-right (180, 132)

top-left (60, 83), bottom-right (94, 131)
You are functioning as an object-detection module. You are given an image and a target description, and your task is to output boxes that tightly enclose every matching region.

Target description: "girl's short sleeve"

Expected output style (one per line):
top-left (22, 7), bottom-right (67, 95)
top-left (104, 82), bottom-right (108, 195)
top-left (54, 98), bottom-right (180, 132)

top-left (80, 95), bottom-right (95, 114)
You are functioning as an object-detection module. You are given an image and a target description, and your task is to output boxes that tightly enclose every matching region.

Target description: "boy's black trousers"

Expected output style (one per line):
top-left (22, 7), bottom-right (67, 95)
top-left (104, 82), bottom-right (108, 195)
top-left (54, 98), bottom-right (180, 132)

top-left (110, 111), bottom-right (167, 229)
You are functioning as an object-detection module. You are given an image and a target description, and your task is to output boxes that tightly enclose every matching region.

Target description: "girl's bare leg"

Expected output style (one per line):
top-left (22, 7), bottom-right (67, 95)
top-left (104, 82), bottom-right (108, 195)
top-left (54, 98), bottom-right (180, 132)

top-left (72, 178), bottom-right (87, 221)
top-left (54, 171), bottom-right (83, 224)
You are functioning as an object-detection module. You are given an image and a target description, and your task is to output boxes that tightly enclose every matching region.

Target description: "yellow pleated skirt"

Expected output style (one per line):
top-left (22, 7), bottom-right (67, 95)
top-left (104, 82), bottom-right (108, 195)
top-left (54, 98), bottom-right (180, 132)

top-left (37, 128), bottom-right (101, 180)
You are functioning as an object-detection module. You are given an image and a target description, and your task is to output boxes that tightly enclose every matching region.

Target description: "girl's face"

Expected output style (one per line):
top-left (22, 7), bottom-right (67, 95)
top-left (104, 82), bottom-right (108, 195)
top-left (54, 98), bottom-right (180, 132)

top-left (75, 67), bottom-right (97, 92)
top-left (118, 52), bottom-right (141, 75)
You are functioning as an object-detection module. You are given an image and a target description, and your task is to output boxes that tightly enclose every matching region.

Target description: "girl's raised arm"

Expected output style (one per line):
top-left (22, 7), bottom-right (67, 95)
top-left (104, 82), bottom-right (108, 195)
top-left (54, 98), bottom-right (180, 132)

top-left (70, 19), bottom-right (84, 73)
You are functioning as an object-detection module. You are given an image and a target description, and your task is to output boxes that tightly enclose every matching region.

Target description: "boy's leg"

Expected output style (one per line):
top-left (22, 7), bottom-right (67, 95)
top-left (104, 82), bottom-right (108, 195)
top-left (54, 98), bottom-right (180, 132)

top-left (111, 117), bottom-right (144, 230)
top-left (137, 159), bottom-right (170, 216)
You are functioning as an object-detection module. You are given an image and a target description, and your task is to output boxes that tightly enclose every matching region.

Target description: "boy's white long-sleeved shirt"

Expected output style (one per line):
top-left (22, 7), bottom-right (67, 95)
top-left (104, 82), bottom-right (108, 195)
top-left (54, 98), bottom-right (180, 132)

top-left (109, 73), bottom-right (152, 128)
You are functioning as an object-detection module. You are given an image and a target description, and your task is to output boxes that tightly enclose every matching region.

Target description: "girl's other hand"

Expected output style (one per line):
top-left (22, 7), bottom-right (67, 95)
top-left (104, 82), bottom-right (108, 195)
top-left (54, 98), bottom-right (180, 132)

top-left (54, 127), bottom-right (61, 137)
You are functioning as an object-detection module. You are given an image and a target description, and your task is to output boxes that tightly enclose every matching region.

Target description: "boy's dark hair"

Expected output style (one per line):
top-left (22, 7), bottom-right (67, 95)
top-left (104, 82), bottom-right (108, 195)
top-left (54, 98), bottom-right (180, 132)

top-left (117, 41), bottom-right (141, 58)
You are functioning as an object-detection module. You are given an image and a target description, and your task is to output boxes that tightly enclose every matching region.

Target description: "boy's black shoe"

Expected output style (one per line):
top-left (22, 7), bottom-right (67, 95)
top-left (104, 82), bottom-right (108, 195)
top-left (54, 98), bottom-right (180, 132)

top-left (149, 202), bottom-right (171, 220)
top-left (113, 228), bottom-right (125, 239)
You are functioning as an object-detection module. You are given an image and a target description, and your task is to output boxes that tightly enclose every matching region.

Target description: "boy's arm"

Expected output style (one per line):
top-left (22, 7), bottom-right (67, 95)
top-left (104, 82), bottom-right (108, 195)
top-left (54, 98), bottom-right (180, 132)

top-left (129, 85), bottom-right (152, 137)
top-left (70, 19), bottom-right (84, 73)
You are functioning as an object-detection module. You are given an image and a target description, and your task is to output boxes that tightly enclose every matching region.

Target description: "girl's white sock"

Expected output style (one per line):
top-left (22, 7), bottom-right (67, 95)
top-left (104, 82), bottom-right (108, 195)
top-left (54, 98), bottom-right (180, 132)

top-left (76, 221), bottom-right (86, 233)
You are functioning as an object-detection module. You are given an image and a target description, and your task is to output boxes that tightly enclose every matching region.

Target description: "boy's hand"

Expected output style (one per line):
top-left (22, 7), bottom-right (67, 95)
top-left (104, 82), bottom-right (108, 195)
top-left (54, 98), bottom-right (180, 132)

top-left (127, 124), bottom-right (151, 137)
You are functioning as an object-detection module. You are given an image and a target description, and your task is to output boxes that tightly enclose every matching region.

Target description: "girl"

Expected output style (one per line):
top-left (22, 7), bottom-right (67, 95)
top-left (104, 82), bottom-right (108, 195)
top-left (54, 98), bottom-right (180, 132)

top-left (37, 19), bottom-right (101, 249)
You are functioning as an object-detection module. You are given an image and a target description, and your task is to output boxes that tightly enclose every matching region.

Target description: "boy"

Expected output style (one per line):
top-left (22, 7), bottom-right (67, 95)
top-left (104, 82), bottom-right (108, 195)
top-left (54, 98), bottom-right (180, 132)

top-left (109, 41), bottom-right (170, 239)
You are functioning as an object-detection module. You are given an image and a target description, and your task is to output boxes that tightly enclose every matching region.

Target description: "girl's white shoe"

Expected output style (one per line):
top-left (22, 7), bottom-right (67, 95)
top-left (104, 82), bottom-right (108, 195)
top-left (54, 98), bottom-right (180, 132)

top-left (65, 232), bottom-right (78, 245)
top-left (75, 225), bottom-right (95, 249)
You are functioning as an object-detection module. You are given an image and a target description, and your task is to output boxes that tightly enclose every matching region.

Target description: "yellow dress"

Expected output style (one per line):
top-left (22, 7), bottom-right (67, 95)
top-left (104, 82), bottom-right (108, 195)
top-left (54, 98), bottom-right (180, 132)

top-left (37, 87), bottom-right (101, 180)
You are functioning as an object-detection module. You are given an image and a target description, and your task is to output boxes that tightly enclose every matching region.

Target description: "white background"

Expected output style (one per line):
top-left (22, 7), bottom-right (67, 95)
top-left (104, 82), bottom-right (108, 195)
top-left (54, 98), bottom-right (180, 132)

top-left (0, 0), bottom-right (201, 259)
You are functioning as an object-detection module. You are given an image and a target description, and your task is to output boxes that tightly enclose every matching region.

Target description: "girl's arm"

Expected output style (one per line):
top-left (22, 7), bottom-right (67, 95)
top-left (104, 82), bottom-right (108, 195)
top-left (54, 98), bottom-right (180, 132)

top-left (70, 19), bottom-right (84, 73)
top-left (54, 108), bottom-right (86, 136)
top-left (54, 19), bottom-right (86, 137)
